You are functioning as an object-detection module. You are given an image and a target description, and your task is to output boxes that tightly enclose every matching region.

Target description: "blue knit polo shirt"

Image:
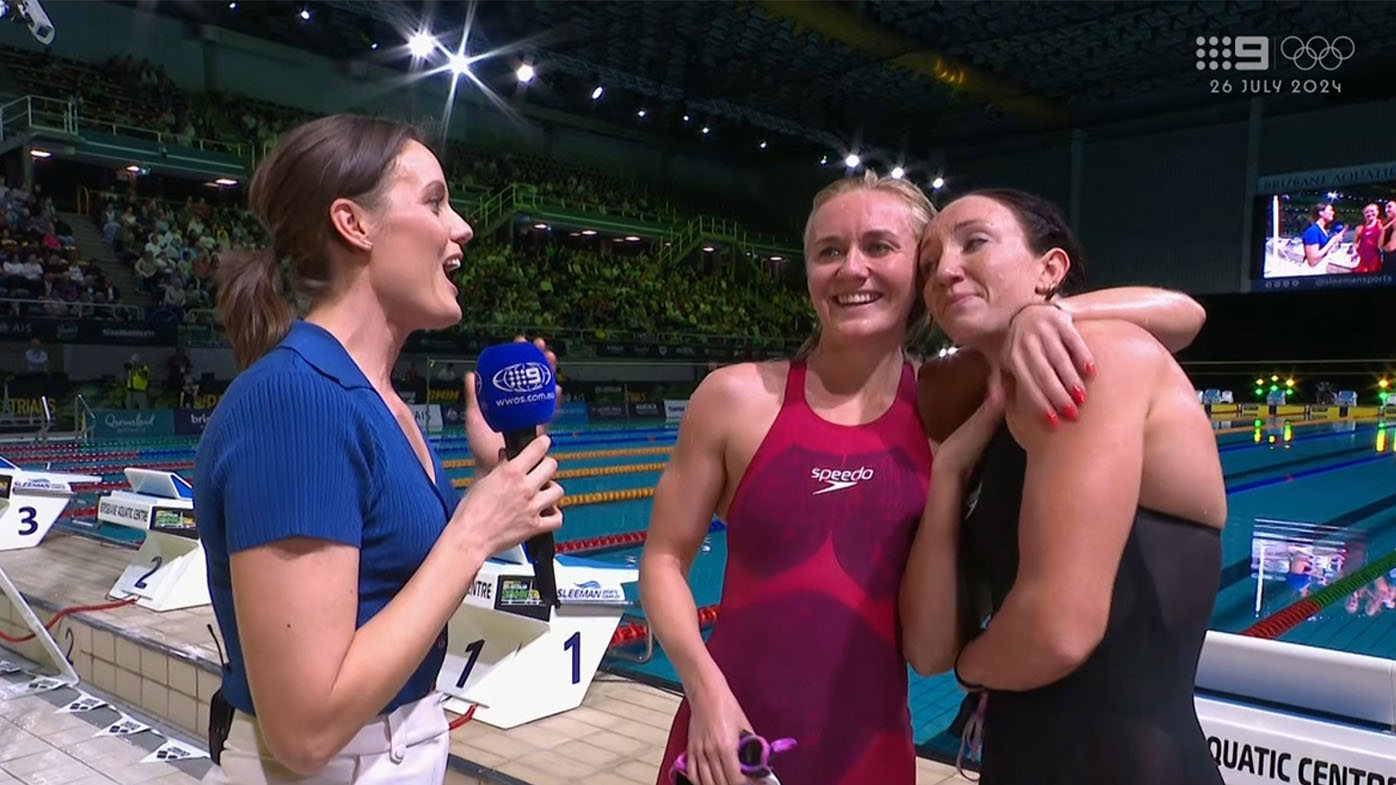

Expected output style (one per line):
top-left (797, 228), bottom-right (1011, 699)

top-left (194, 320), bottom-right (459, 716)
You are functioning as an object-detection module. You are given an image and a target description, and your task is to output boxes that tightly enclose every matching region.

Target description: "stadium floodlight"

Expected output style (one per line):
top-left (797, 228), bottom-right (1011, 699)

top-left (408, 31), bottom-right (436, 59)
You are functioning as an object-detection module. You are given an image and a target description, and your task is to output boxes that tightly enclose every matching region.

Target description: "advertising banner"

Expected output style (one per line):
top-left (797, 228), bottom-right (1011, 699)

top-left (92, 409), bottom-right (174, 439)
top-left (0, 316), bottom-right (178, 346)
top-left (554, 402), bottom-right (590, 428)
top-left (628, 401), bottom-right (661, 420)
top-left (173, 408), bottom-right (214, 436)
top-left (588, 402), bottom-right (627, 421)
top-left (409, 404), bottom-right (445, 433)
top-left (664, 399), bottom-right (689, 423)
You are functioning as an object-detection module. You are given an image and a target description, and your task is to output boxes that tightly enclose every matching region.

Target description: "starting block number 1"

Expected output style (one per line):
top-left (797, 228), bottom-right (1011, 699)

top-left (452, 631), bottom-right (582, 691)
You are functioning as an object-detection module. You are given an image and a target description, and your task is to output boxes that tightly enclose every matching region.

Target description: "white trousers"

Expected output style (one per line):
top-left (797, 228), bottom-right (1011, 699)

top-left (201, 693), bottom-right (450, 785)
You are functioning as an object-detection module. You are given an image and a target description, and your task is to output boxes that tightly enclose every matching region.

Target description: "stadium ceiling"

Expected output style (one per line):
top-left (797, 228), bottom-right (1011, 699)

top-left (123, 1), bottom-right (1396, 165)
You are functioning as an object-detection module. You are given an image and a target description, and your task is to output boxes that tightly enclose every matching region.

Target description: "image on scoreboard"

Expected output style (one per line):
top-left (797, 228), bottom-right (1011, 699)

top-left (1254, 183), bottom-right (1396, 290)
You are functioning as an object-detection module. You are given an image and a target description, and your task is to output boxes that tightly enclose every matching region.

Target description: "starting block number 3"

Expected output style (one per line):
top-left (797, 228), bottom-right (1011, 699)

top-left (453, 631), bottom-right (582, 690)
top-left (0, 505), bottom-right (43, 551)
top-left (15, 507), bottom-right (37, 537)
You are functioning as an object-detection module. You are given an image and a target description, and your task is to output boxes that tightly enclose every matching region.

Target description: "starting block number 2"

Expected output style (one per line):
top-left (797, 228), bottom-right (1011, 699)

top-left (135, 556), bottom-right (164, 589)
top-left (452, 631), bottom-right (582, 690)
top-left (114, 553), bottom-right (166, 598)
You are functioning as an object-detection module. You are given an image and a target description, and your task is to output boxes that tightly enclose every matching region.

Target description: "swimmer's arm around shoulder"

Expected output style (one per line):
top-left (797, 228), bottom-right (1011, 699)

top-left (638, 366), bottom-right (738, 697)
top-left (221, 383), bottom-right (488, 775)
top-left (1055, 286), bottom-right (1205, 353)
top-left (955, 321), bottom-right (1157, 691)
top-left (901, 466), bottom-right (974, 675)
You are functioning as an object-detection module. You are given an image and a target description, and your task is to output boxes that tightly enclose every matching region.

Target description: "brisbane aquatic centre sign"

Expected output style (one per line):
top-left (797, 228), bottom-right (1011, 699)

top-left (1208, 732), bottom-right (1396, 784)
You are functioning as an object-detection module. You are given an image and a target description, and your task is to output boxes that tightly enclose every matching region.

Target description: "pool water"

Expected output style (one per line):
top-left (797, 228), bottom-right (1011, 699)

top-left (9, 417), bottom-right (1392, 761)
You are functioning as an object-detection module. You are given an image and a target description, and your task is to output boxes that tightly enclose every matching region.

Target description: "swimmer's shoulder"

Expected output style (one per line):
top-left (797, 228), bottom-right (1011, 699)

top-left (1074, 319), bottom-right (1169, 369)
top-left (683, 360), bottom-right (789, 431)
top-left (690, 359), bottom-right (789, 405)
top-left (1005, 320), bottom-right (1166, 445)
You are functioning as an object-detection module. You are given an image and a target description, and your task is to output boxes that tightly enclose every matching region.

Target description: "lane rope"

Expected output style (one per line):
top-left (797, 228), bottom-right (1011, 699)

top-left (1241, 548), bottom-right (1396, 639)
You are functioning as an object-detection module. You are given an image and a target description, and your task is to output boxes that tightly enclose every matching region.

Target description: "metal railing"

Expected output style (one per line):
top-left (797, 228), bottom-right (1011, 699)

top-left (175, 309), bottom-right (797, 349)
top-left (0, 94), bottom-right (77, 141)
top-left (74, 116), bottom-right (245, 159)
top-left (0, 297), bottom-right (147, 321)
top-left (75, 394), bottom-right (95, 444)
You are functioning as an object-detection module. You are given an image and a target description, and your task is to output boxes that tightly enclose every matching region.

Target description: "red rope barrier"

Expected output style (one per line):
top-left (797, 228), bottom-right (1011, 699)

top-left (447, 702), bottom-right (477, 730)
top-left (0, 597), bottom-right (137, 643)
top-left (609, 603), bottom-right (721, 649)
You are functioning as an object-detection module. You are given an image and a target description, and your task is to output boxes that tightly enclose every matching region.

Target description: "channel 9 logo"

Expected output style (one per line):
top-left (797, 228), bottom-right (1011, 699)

top-left (1195, 35), bottom-right (1356, 72)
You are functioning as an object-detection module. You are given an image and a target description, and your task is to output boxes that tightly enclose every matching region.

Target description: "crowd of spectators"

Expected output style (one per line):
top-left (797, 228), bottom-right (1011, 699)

top-left (89, 192), bottom-right (264, 319)
top-left (0, 178), bottom-right (122, 319)
top-left (454, 239), bottom-right (811, 341)
top-left (6, 45), bottom-right (812, 341)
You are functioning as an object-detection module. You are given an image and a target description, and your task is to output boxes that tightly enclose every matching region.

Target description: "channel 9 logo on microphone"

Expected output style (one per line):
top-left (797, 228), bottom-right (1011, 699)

top-left (481, 360), bottom-right (554, 407)
top-left (492, 361), bottom-right (553, 396)
top-left (474, 342), bottom-right (558, 432)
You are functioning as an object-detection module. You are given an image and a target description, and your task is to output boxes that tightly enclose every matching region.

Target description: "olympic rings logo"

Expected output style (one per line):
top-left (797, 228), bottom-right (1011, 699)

top-left (1278, 35), bottom-right (1355, 71)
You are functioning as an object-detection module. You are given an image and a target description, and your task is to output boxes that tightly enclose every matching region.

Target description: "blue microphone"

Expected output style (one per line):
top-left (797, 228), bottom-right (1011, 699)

top-left (474, 341), bottom-right (560, 607)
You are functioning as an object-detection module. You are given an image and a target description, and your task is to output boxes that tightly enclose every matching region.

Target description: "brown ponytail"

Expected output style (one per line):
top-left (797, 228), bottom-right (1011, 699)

top-left (216, 247), bottom-right (294, 371)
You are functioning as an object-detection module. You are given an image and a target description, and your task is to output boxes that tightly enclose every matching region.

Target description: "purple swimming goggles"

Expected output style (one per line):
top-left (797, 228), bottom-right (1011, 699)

top-left (671, 731), bottom-right (797, 783)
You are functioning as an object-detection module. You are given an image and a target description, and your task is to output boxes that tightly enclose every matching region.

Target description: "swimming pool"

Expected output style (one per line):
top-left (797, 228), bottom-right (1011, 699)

top-left (8, 415), bottom-right (1393, 763)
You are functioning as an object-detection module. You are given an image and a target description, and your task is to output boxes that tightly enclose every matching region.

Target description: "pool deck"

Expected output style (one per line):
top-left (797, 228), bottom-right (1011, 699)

top-left (0, 532), bottom-right (972, 785)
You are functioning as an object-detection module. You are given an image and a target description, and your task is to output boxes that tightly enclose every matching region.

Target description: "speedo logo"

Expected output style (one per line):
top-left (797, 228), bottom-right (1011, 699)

top-left (810, 466), bottom-right (874, 495)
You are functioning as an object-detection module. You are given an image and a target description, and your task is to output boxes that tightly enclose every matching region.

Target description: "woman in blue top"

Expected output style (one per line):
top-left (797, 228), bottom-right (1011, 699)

top-left (195, 114), bottom-right (564, 784)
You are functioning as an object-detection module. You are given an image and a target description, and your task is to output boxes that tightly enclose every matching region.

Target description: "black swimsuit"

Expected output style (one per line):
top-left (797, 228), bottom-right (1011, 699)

top-left (959, 425), bottom-right (1225, 785)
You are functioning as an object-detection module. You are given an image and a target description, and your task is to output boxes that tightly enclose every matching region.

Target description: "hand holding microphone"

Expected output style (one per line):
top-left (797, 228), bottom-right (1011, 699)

top-left (471, 341), bottom-right (564, 607)
top-left (451, 436), bottom-right (562, 570)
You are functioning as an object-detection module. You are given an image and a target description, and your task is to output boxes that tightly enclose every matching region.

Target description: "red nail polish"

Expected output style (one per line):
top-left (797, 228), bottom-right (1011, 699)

top-left (1071, 386), bottom-right (1086, 405)
top-left (1084, 361), bottom-right (1097, 378)
top-left (1045, 410), bottom-right (1059, 429)
top-left (1062, 403), bottom-right (1078, 420)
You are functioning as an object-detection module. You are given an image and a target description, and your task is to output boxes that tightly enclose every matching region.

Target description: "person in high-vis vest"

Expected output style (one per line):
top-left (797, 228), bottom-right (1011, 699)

top-left (125, 353), bottom-right (150, 409)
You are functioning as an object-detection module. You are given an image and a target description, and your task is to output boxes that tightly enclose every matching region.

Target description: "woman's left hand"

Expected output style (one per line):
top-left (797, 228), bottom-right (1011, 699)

top-left (464, 336), bottom-right (562, 474)
top-left (1001, 302), bottom-right (1094, 427)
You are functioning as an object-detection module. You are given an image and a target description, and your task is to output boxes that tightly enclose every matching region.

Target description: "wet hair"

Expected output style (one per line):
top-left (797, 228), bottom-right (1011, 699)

top-left (216, 113), bottom-right (425, 370)
top-left (795, 170), bottom-right (937, 359)
top-left (963, 188), bottom-right (1087, 298)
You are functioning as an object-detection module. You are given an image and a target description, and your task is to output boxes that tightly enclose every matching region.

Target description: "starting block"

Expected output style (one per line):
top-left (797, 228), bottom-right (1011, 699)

top-left (0, 456), bottom-right (100, 552)
top-left (103, 468), bottom-right (208, 613)
top-left (437, 550), bottom-right (639, 729)
top-left (0, 455), bottom-right (97, 687)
